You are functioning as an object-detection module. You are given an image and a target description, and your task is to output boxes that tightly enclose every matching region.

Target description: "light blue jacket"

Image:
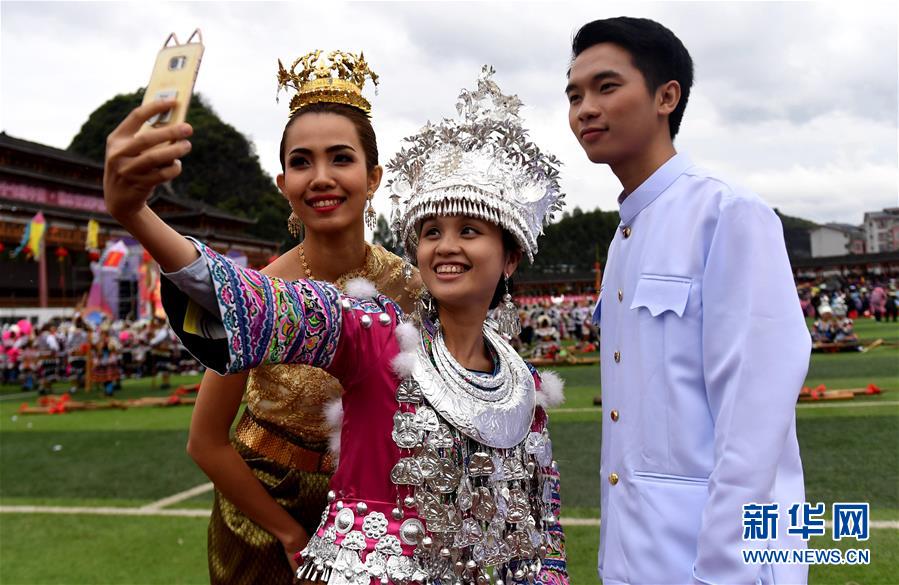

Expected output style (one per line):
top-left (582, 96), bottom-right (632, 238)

top-left (596, 153), bottom-right (810, 584)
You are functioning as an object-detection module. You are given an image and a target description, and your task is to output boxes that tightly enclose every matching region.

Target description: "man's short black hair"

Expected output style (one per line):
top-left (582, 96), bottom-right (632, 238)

top-left (571, 17), bottom-right (694, 139)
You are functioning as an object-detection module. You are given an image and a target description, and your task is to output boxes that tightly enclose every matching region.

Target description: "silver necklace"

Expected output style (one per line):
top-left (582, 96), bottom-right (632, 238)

top-left (432, 326), bottom-right (506, 391)
top-left (414, 323), bottom-right (536, 449)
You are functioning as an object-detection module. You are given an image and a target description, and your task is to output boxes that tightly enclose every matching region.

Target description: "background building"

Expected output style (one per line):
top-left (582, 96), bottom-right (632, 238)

top-left (864, 208), bottom-right (899, 254)
top-left (0, 132), bottom-right (280, 314)
top-left (810, 223), bottom-right (866, 257)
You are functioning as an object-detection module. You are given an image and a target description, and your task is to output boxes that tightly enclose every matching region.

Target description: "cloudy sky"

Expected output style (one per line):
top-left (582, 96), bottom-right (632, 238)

top-left (2, 1), bottom-right (896, 226)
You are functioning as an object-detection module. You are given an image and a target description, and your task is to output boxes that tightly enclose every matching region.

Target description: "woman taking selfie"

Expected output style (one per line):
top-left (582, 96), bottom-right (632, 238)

top-left (114, 51), bottom-right (418, 584)
top-left (105, 64), bottom-right (567, 584)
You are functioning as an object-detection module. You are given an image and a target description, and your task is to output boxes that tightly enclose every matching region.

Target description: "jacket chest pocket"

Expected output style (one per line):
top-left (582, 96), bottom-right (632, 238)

top-left (628, 274), bottom-right (693, 464)
top-left (629, 274), bottom-right (692, 317)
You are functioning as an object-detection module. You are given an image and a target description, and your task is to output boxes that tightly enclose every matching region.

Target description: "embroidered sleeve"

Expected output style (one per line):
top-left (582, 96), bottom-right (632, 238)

top-left (530, 369), bottom-right (568, 584)
top-left (161, 239), bottom-right (342, 375)
top-left (537, 450), bottom-right (568, 585)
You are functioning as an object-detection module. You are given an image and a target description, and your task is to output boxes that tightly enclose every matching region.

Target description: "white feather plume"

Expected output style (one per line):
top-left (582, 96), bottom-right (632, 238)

top-left (324, 398), bottom-right (344, 461)
top-left (344, 277), bottom-right (378, 299)
top-left (536, 369), bottom-right (565, 409)
top-left (391, 351), bottom-right (418, 379)
top-left (395, 322), bottom-right (420, 353)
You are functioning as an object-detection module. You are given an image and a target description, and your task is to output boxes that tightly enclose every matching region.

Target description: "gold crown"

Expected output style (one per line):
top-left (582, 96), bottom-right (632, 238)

top-left (276, 50), bottom-right (379, 116)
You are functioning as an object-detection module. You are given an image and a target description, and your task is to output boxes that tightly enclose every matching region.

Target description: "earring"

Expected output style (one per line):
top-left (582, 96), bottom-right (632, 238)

top-left (417, 289), bottom-right (437, 326)
top-left (365, 192), bottom-right (377, 230)
top-left (402, 254), bottom-right (414, 282)
top-left (495, 275), bottom-right (521, 339)
top-left (287, 212), bottom-right (304, 240)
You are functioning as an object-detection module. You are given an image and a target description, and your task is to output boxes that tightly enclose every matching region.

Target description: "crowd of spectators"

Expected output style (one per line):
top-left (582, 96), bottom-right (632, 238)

top-left (1, 316), bottom-right (194, 395)
top-left (4, 275), bottom-right (895, 393)
top-left (506, 295), bottom-right (599, 358)
top-left (799, 276), bottom-right (897, 345)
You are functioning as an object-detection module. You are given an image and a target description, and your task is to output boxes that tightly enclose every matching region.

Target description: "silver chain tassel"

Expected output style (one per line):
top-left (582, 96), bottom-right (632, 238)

top-left (495, 276), bottom-right (521, 339)
top-left (365, 195), bottom-right (378, 230)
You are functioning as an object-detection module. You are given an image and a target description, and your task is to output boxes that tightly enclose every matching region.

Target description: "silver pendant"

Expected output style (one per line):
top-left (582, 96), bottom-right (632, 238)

top-left (390, 457), bottom-right (423, 485)
top-left (396, 378), bottom-right (423, 403)
top-left (505, 488), bottom-right (530, 524)
top-left (417, 446), bottom-right (441, 480)
top-left (362, 511), bottom-right (389, 539)
top-left (453, 517), bottom-right (484, 548)
top-left (392, 411), bottom-right (424, 449)
top-left (456, 480), bottom-right (473, 511)
top-left (399, 518), bottom-right (426, 545)
top-left (335, 507), bottom-right (356, 534)
top-left (413, 405), bottom-right (440, 432)
top-left (468, 452), bottom-right (495, 476)
top-left (502, 456), bottom-right (527, 481)
top-left (375, 534), bottom-right (403, 556)
top-left (506, 529), bottom-right (535, 558)
top-left (525, 431), bottom-right (545, 454)
top-left (429, 458), bottom-right (462, 493)
top-left (471, 486), bottom-right (497, 521)
top-left (416, 491), bottom-right (445, 524)
top-left (445, 504), bottom-right (463, 532)
top-left (427, 423), bottom-right (455, 449)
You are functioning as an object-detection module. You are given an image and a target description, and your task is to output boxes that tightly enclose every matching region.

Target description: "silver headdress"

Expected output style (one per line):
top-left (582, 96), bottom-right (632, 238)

top-left (386, 65), bottom-right (564, 262)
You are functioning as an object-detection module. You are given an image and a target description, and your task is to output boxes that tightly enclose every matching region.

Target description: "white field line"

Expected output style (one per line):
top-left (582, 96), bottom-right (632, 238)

top-left (139, 482), bottom-right (213, 511)
top-left (0, 505), bottom-right (210, 518)
top-left (1, 505), bottom-right (897, 531)
top-left (0, 391), bottom-right (39, 402)
top-left (552, 400), bottom-right (899, 414)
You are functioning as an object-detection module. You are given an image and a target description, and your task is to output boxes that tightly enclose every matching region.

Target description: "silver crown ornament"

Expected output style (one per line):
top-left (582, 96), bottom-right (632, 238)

top-left (386, 65), bottom-right (565, 262)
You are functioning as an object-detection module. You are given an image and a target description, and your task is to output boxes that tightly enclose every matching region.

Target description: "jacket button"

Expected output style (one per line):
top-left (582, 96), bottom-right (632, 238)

top-left (610, 410), bottom-right (619, 422)
top-left (609, 472), bottom-right (619, 485)
top-left (617, 289), bottom-right (623, 302)
top-left (622, 226), bottom-right (632, 239)
top-left (614, 351), bottom-right (621, 363)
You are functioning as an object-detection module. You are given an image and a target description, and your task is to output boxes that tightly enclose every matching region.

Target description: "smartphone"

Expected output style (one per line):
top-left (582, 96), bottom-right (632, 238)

top-left (138, 30), bottom-right (204, 134)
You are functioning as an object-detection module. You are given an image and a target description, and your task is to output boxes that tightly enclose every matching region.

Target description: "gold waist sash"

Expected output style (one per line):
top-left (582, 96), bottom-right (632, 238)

top-left (234, 410), bottom-right (336, 474)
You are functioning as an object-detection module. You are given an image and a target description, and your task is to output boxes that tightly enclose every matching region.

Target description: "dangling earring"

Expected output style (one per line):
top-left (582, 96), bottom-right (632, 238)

top-left (402, 254), bottom-right (414, 282)
top-left (495, 275), bottom-right (521, 339)
top-left (417, 289), bottom-right (437, 327)
top-left (365, 191), bottom-right (377, 230)
top-left (287, 212), bottom-right (304, 240)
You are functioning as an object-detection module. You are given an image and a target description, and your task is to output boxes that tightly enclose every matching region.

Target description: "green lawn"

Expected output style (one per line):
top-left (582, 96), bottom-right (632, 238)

top-left (1, 322), bottom-right (897, 584)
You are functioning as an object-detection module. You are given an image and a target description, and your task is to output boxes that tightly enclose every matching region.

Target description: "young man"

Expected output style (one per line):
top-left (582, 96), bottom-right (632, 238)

top-left (565, 17), bottom-right (811, 584)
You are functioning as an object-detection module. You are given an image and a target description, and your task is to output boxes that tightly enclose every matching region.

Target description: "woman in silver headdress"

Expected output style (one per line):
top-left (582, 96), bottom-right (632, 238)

top-left (104, 65), bottom-right (568, 585)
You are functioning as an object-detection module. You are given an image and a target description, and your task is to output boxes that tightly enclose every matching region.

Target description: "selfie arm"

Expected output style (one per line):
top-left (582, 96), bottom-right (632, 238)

top-left (104, 99), bottom-right (199, 272)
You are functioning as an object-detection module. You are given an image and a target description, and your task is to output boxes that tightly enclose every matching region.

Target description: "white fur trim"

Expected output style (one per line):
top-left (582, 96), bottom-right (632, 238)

top-left (395, 322), bottom-right (420, 353)
top-left (344, 277), bottom-right (378, 299)
top-left (536, 369), bottom-right (565, 409)
top-left (324, 398), bottom-right (344, 462)
top-left (391, 351), bottom-right (418, 379)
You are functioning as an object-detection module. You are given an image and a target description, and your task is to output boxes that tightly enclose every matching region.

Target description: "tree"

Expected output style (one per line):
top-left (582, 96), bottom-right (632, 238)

top-left (68, 90), bottom-right (290, 246)
top-left (372, 213), bottom-right (402, 255)
top-left (520, 207), bottom-right (620, 275)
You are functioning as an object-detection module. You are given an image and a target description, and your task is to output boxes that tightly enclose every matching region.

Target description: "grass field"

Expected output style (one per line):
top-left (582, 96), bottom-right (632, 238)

top-left (1, 318), bottom-right (897, 584)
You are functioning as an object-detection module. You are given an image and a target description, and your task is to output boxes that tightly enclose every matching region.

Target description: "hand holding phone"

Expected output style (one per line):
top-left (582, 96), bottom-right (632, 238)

top-left (138, 29), bottom-right (204, 134)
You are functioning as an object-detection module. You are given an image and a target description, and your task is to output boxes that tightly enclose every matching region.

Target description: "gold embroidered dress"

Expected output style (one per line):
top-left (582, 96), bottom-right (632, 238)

top-left (208, 244), bottom-right (417, 585)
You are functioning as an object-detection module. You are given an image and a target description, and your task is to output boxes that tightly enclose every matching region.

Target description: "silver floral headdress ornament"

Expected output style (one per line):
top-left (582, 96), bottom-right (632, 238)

top-left (386, 65), bottom-right (564, 262)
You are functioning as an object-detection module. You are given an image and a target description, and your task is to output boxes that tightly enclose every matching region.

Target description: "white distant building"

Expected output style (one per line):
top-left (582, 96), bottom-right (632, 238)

top-left (864, 208), bottom-right (899, 253)
top-left (809, 223), bottom-right (865, 257)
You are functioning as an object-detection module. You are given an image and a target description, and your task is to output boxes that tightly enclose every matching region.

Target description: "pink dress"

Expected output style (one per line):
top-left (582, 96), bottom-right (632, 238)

top-left (162, 241), bottom-right (567, 585)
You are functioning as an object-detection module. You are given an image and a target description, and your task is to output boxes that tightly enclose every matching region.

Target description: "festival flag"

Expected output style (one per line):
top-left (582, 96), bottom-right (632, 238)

top-left (137, 249), bottom-right (164, 320)
top-left (27, 212), bottom-right (46, 260)
top-left (85, 219), bottom-right (99, 250)
top-left (11, 212), bottom-right (46, 260)
top-left (86, 240), bottom-right (129, 317)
